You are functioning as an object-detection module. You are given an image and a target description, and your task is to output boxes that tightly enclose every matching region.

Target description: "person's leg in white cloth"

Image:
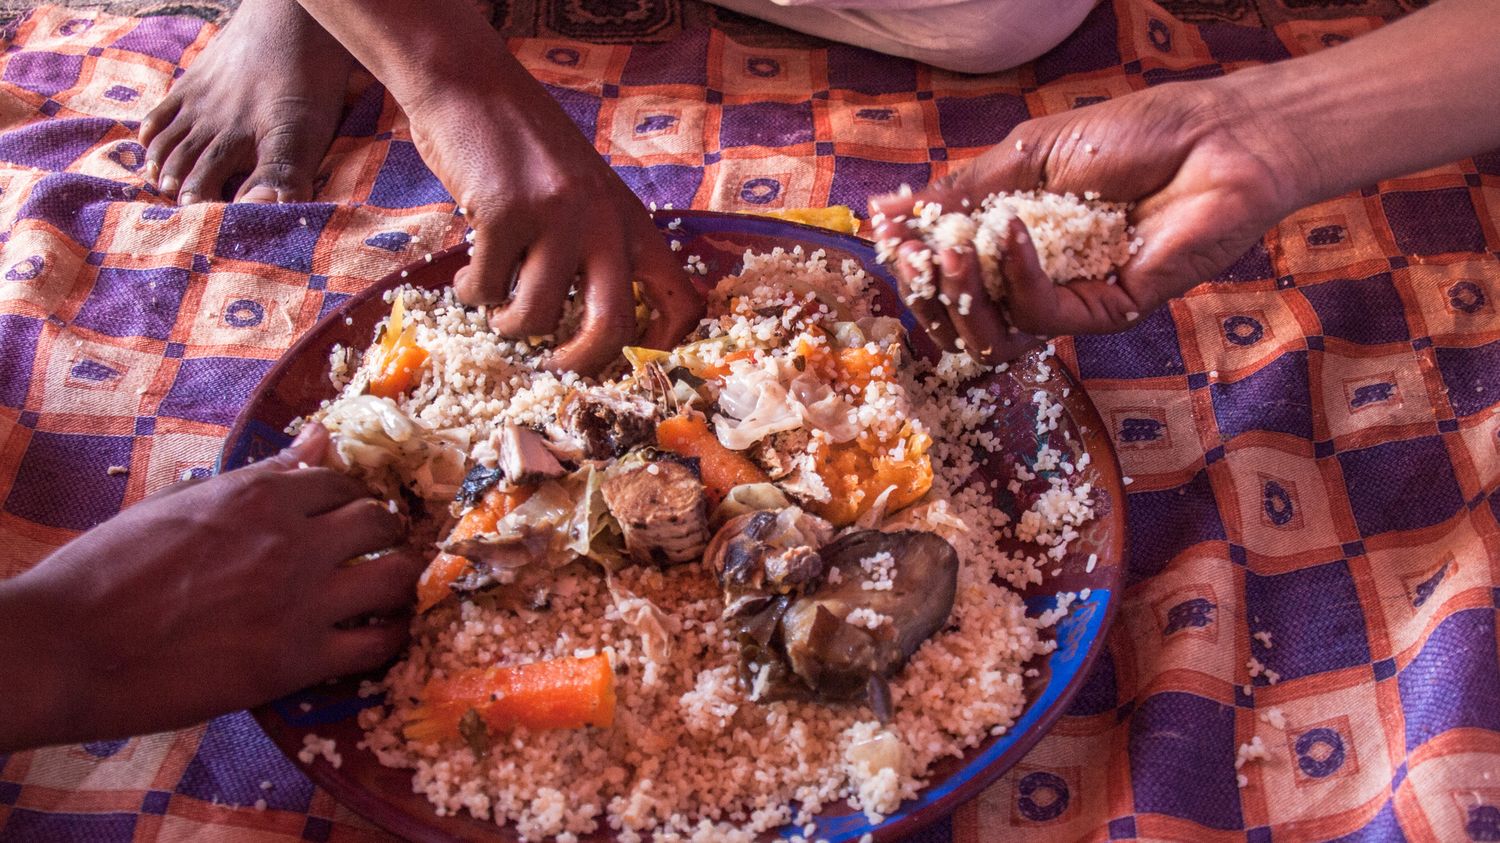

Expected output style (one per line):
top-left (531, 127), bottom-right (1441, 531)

top-left (706, 0), bottom-right (1099, 74)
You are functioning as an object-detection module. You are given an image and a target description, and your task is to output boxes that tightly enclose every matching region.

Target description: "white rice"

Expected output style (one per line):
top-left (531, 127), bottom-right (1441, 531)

top-left (298, 734), bottom-right (343, 769)
top-left (887, 190), bottom-right (1139, 303)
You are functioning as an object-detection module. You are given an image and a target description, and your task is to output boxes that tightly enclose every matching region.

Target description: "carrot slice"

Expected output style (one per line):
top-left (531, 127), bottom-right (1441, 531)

top-left (414, 552), bottom-right (471, 614)
top-left (368, 298), bottom-right (429, 399)
top-left (369, 344), bottom-right (428, 399)
top-left (404, 653), bottom-right (616, 742)
top-left (449, 484), bottom-right (535, 542)
top-left (415, 485), bottom-right (535, 613)
top-left (655, 413), bottom-right (768, 506)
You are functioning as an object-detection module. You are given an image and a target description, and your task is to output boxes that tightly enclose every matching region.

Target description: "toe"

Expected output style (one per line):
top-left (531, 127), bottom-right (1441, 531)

top-left (157, 131), bottom-right (213, 201)
top-left (235, 124), bottom-right (323, 204)
top-left (144, 120), bottom-right (191, 187)
top-left (139, 94), bottom-right (181, 148)
top-left (238, 183), bottom-right (283, 204)
top-left (178, 133), bottom-right (253, 204)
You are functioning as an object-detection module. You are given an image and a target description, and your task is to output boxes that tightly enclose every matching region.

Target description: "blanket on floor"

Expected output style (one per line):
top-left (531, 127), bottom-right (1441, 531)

top-left (0, 3), bottom-right (1496, 841)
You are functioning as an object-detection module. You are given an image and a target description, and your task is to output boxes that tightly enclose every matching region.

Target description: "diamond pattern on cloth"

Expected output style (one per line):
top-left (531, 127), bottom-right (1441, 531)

top-left (1, 3), bottom-right (1498, 842)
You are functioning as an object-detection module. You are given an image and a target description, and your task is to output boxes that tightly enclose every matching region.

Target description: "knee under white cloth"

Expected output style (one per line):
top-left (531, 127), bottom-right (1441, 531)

top-left (704, 0), bottom-right (1099, 74)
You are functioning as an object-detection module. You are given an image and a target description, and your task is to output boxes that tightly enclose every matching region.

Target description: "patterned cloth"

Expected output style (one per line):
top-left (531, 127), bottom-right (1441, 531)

top-left (0, 3), bottom-right (1497, 841)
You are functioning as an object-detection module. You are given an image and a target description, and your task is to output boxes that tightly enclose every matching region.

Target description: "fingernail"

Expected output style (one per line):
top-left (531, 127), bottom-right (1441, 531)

top-left (178, 191), bottom-right (197, 206)
top-left (159, 176), bottom-right (179, 196)
top-left (145, 160), bottom-right (159, 183)
top-left (290, 422), bottom-right (318, 448)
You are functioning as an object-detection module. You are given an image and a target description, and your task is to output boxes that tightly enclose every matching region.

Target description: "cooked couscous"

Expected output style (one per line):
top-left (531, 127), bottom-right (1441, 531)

top-left (299, 245), bottom-right (1100, 841)
top-left (875, 189), bottom-right (1141, 303)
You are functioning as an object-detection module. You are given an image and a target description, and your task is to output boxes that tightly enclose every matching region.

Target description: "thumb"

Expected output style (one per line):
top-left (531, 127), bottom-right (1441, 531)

top-left (267, 421), bottom-right (332, 469)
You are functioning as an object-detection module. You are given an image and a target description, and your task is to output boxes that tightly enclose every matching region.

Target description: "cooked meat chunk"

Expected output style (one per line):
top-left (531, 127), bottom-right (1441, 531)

top-left (565, 394), bottom-right (657, 460)
top-left (705, 508), bottom-right (832, 620)
top-left (750, 428), bottom-right (810, 480)
top-left (713, 525), bottom-right (958, 720)
top-left (497, 424), bottom-right (566, 484)
top-left (601, 452), bottom-right (709, 565)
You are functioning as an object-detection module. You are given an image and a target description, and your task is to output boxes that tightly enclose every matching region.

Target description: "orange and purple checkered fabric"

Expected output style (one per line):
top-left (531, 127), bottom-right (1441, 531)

top-left (0, 3), bottom-right (1497, 841)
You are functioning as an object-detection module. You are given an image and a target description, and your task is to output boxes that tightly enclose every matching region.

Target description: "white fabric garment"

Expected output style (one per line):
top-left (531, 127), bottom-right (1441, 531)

top-left (704, 0), bottom-right (1099, 74)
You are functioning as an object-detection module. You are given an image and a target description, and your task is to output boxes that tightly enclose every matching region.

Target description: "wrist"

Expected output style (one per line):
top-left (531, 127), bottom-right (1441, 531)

top-left (410, 57), bottom-right (570, 127)
top-left (1203, 68), bottom-right (1326, 215)
top-left (382, 37), bottom-right (541, 127)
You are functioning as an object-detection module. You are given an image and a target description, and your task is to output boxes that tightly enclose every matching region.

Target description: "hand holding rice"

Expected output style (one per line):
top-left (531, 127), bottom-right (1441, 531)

top-left (867, 83), bottom-right (1322, 356)
top-left (870, 189), bottom-right (1144, 366)
top-left (876, 190), bottom-right (1142, 302)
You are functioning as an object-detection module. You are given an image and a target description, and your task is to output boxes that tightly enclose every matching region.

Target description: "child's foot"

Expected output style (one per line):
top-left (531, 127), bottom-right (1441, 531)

top-left (139, 0), bottom-right (353, 204)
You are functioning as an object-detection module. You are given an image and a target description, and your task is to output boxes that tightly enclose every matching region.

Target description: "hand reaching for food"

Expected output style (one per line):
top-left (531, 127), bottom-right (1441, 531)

top-left (295, 0), bottom-right (704, 376)
top-left (0, 423), bottom-right (421, 751)
top-left (869, 82), bottom-right (1300, 363)
top-left (409, 91), bottom-right (702, 375)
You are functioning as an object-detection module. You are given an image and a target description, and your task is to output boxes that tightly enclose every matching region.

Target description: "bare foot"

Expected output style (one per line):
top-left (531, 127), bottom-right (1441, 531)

top-left (139, 0), bottom-right (354, 204)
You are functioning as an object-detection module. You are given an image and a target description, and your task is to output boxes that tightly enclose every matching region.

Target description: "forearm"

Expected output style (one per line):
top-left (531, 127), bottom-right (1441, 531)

top-left (0, 574), bottom-right (84, 751)
top-left (1214, 0), bottom-right (1500, 208)
top-left (294, 0), bottom-right (551, 118)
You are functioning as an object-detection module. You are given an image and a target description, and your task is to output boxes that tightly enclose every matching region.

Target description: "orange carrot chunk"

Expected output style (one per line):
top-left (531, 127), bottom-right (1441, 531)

top-left (404, 653), bottom-right (616, 742)
top-left (655, 413), bottom-right (769, 505)
top-left (699, 348), bottom-right (759, 379)
top-left (448, 485), bottom-right (535, 542)
top-left (414, 552), bottom-right (471, 614)
top-left (369, 344), bottom-right (428, 399)
top-left (368, 298), bottom-right (429, 399)
top-left (415, 485), bottom-right (536, 613)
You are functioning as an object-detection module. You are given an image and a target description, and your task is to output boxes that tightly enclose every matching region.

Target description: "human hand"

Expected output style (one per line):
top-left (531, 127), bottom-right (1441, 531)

top-left (870, 81), bottom-right (1310, 363)
top-left (410, 85), bottom-right (704, 375)
top-left (0, 423), bottom-right (421, 750)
